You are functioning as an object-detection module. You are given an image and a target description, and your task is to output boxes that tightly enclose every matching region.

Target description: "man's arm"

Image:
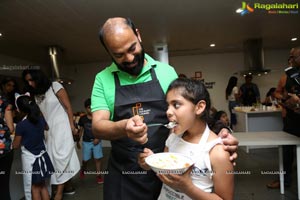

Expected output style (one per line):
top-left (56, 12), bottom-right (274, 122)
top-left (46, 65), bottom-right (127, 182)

top-left (92, 110), bottom-right (148, 144)
top-left (275, 74), bottom-right (300, 112)
top-left (92, 110), bottom-right (127, 140)
top-left (275, 74), bottom-right (287, 100)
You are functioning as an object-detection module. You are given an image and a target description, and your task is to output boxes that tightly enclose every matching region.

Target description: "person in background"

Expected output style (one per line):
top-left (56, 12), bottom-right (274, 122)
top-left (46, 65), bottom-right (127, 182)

top-left (0, 88), bottom-right (15, 200)
top-left (78, 98), bottom-right (104, 184)
top-left (211, 110), bottom-right (231, 134)
top-left (239, 74), bottom-right (260, 106)
top-left (178, 73), bottom-right (187, 78)
top-left (267, 47), bottom-right (300, 189)
top-left (0, 77), bottom-right (19, 105)
top-left (0, 77), bottom-right (22, 123)
top-left (13, 93), bottom-right (54, 200)
top-left (91, 17), bottom-right (238, 200)
top-left (225, 76), bottom-right (239, 128)
top-left (22, 69), bottom-right (80, 200)
top-left (275, 56), bottom-right (294, 124)
top-left (139, 78), bottom-right (234, 200)
top-left (263, 87), bottom-right (278, 106)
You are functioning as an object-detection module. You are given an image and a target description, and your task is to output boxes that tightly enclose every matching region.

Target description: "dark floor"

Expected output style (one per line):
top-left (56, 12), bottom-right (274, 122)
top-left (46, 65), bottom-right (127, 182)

top-left (11, 147), bottom-right (298, 200)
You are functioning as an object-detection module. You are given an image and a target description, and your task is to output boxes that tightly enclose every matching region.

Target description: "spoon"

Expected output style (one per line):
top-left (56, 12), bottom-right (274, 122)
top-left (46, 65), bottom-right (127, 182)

top-left (127, 122), bottom-right (178, 153)
top-left (147, 121), bottom-right (177, 129)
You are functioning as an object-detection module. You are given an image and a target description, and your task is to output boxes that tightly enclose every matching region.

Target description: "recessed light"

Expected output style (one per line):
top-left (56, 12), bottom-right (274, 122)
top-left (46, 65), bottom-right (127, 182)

top-left (291, 38), bottom-right (297, 41)
top-left (236, 8), bottom-right (243, 13)
top-left (0, 33), bottom-right (2, 37)
top-left (210, 44), bottom-right (215, 47)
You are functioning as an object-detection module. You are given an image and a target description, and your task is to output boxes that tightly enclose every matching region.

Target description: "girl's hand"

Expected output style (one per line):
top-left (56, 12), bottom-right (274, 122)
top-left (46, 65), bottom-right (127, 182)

top-left (157, 165), bottom-right (194, 193)
top-left (138, 148), bottom-right (153, 170)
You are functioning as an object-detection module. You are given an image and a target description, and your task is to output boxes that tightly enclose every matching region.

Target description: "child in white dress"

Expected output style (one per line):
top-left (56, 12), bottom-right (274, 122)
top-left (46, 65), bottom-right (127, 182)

top-left (139, 78), bottom-right (234, 200)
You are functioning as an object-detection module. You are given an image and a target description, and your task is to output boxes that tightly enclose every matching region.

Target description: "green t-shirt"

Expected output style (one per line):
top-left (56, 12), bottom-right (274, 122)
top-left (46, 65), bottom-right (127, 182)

top-left (91, 54), bottom-right (178, 119)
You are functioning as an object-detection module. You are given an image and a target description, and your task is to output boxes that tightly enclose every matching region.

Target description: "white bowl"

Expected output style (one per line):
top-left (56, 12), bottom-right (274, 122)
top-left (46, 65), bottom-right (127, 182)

top-left (145, 152), bottom-right (194, 174)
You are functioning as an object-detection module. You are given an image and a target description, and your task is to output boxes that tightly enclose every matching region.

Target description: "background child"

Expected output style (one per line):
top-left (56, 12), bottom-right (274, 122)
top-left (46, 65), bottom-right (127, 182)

top-left (139, 78), bottom-right (234, 200)
top-left (78, 98), bottom-right (104, 184)
top-left (211, 110), bottom-right (232, 134)
top-left (13, 93), bottom-right (54, 200)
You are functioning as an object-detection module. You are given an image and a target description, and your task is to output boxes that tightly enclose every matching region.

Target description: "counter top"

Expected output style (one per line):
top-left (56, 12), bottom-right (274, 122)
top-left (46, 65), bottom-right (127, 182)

top-left (234, 107), bottom-right (282, 114)
top-left (233, 131), bottom-right (300, 146)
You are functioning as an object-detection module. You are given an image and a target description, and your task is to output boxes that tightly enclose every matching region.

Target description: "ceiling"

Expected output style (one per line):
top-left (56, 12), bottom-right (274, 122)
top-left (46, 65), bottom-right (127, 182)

top-left (0, 0), bottom-right (300, 65)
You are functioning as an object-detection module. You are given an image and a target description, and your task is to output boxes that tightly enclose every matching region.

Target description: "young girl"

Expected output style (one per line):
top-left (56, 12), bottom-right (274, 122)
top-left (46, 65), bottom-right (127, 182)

top-left (225, 76), bottom-right (239, 128)
top-left (13, 93), bottom-right (54, 200)
top-left (211, 110), bottom-right (232, 134)
top-left (139, 78), bottom-right (234, 200)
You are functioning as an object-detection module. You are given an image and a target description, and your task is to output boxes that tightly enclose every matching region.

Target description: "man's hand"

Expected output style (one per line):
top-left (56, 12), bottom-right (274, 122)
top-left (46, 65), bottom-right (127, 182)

top-left (125, 115), bottom-right (148, 144)
top-left (284, 93), bottom-right (300, 113)
top-left (219, 128), bottom-right (239, 166)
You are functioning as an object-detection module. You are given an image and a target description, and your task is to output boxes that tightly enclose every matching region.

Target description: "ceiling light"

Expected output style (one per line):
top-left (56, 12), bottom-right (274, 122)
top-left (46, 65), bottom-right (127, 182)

top-left (0, 33), bottom-right (2, 37)
top-left (236, 8), bottom-right (243, 13)
top-left (210, 44), bottom-right (215, 47)
top-left (291, 38), bottom-right (297, 41)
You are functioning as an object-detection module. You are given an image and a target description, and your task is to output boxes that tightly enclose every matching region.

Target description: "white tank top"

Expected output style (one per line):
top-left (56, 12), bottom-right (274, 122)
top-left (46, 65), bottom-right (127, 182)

top-left (158, 125), bottom-right (222, 200)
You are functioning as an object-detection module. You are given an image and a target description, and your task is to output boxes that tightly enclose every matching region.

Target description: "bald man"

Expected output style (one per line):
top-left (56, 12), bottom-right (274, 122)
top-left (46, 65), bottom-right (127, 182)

top-left (91, 17), bottom-right (238, 200)
top-left (268, 47), bottom-right (300, 189)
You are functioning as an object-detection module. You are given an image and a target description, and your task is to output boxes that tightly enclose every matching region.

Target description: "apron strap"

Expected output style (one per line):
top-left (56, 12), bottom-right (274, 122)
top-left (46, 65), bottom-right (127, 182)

top-left (33, 150), bottom-right (48, 177)
top-left (113, 65), bottom-right (157, 88)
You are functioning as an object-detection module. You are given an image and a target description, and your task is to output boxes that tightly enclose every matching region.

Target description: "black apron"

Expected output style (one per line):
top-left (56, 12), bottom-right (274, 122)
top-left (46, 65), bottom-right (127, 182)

top-left (104, 67), bottom-right (170, 200)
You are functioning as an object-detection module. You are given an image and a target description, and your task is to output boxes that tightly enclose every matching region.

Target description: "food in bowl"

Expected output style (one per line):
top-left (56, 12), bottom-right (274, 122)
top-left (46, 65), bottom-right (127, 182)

top-left (145, 152), bottom-right (193, 174)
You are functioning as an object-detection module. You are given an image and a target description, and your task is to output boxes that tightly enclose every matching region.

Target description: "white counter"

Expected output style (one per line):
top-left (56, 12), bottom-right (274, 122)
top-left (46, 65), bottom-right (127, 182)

top-left (234, 109), bottom-right (283, 132)
top-left (233, 131), bottom-right (300, 199)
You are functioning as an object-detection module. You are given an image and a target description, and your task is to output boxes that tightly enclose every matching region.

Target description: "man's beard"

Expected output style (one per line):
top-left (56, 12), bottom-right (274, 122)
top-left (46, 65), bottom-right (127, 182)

top-left (113, 48), bottom-right (145, 76)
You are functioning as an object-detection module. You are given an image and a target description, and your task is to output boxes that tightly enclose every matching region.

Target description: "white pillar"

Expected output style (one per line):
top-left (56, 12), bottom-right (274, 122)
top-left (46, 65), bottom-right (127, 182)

top-left (153, 43), bottom-right (169, 64)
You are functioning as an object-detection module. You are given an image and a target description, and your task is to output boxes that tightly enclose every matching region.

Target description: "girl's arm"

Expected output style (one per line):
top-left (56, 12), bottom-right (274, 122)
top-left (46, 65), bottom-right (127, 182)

top-left (210, 144), bottom-right (234, 200)
top-left (12, 135), bottom-right (22, 149)
top-left (158, 167), bottom-right (224, 200)
top-left (158, 145), bottom-right (233, 200)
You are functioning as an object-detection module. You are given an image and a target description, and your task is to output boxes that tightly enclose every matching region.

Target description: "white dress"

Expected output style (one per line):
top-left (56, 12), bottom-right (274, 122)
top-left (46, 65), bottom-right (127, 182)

top-left (158, 125), bottom-right (222, 200)
top-left (36, 81), bottom-right (80, 184)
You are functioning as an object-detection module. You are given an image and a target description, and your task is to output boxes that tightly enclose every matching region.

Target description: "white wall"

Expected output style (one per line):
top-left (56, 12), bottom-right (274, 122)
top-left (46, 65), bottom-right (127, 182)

top-left (63, 48), bottom-right (289, 116)
top-left (59, 61), bottom-right (109, 112)
top-left (0, 49), bottom-right (290, 115)
top-left (169, 49), bottom-right (289, 114)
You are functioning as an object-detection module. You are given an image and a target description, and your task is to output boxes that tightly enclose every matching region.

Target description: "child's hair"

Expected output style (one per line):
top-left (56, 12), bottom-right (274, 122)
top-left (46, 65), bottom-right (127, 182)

top-left (266, 87), bottom-right (276, 97)
top-left (225, 76), bottom-right (238, 98)
top-left (167, 78), bottom-right (211, 121)
top-left (16, 94), bottom-right (41, 124)
top-left (210, 110), bottom-right (230, 134)
top-left (214, 110), bottom-right (227, 121)
top-left (84, 98), bottom-right (91, 108)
